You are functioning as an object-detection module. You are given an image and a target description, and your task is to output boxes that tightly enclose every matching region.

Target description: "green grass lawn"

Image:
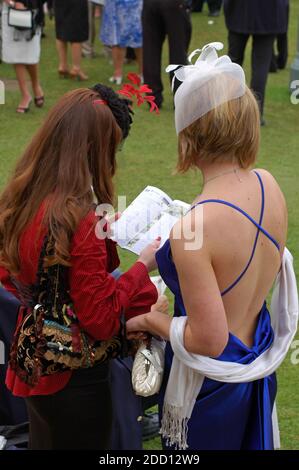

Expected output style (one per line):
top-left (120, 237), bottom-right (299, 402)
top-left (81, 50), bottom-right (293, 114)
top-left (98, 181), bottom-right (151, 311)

top-left (1, 2), bottom-right (299, 450)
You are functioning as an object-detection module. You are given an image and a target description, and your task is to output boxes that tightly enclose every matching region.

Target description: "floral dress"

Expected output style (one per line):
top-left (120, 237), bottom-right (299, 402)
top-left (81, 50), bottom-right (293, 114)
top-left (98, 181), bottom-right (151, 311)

top-left (100, 0), bottom-right (143, 48)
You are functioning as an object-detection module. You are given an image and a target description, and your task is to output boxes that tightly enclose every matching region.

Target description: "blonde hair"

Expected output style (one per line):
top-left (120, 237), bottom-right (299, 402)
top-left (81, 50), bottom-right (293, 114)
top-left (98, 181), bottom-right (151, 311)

top-left (177, 85), bottom-right (260, 173)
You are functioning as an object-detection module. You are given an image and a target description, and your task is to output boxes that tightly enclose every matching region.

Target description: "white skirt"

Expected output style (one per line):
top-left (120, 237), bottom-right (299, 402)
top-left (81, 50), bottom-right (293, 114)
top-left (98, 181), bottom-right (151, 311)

top-left (1, 5), bottom-right (41, 65)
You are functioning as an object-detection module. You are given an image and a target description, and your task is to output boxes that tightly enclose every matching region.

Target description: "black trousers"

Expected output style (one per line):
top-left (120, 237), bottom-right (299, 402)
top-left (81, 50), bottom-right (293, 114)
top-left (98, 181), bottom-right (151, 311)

top-left (271, 32), bottom-right (288, 71)
top-left (228, 31), bottom-right (275, 116)
top-left (25, 362), bottom-right (112, 450)
top-left (192, 0), bottom-right (222, 13)
top-left (142, 0), bottom-right (192, 107)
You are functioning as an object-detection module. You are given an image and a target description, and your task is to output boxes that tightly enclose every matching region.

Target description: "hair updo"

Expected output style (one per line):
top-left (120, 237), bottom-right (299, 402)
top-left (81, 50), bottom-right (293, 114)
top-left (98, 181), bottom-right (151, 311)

top-left (91, 84), bottom-right (134, 140)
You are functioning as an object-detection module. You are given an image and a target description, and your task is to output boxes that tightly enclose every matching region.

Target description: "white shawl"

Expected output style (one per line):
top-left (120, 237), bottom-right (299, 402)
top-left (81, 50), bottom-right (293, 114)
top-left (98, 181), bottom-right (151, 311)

top-left (160, 248), bottom-right (298, 450)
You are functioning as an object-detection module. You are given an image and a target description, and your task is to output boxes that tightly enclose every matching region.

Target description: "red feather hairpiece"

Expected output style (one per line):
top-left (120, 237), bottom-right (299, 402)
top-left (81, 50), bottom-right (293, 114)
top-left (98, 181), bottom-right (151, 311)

top-left (117, 73), bottom-right (160, 114)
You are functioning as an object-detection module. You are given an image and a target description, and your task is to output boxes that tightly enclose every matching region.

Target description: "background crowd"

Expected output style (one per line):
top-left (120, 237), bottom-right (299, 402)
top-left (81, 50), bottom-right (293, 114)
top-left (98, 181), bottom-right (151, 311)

top-left (0, 0), bottom-right (290, 121)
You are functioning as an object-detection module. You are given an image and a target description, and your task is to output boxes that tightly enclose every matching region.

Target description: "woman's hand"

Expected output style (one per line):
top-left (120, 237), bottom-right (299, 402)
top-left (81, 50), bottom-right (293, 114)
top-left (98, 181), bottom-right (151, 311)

top-left (126, 295), bottom-right (171, 340)
top-left (138, 237), bottom-right (161, 272)
top-left (15, 2), bottom-right (26, 9)
top-left (5, 0), bottom-right (24, 7)
top-left (126, 314), bottom-right (149, 336)
top-left (126, 330), bottom-right (150, 342)
top-left (151, 294), bottom-right (169, 314)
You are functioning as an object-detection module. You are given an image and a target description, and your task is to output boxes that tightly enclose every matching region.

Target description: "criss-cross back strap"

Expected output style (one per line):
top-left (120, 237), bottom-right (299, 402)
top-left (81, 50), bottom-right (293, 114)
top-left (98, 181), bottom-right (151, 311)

top-left (190, 171), bottom-right (280, 296)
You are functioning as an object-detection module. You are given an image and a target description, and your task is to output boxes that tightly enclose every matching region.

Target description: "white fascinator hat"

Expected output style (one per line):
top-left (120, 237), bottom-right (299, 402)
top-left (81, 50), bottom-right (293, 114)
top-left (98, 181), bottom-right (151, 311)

top-left (166, 42), bottom-right (246, 135)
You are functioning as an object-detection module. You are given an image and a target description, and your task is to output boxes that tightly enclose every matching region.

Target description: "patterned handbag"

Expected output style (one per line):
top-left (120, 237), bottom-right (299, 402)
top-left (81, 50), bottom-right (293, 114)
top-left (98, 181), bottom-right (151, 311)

top-left (9, 235), bottom-right (124, 387)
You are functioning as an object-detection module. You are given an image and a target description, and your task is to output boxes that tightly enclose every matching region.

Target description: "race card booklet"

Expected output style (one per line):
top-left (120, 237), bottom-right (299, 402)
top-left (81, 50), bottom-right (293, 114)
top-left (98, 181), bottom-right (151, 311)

top-left (111, 186), bottom-right (190, 255)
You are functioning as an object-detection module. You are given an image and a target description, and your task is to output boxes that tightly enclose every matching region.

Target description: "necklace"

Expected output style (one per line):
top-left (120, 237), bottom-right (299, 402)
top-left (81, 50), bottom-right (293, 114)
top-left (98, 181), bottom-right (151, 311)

top-left (204, 168), bottom-right (242, 185)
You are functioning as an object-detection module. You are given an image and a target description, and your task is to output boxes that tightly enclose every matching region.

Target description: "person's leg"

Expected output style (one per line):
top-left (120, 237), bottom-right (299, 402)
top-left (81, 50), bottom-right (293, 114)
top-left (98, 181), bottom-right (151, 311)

top-left (165, 0), bottom-right (191, 63)
top-left (227, 31), bottom-right (249, 66)
top-left (70, 42), bottom-right (88, 80)
top-left (26, 395), bottom-right (53, 449)
top-left (134, 47), bottom-right (143, 76)
top-left (26, 64), bottom-right (44, 104)
top-left (90, 2), bottom-right (97, 54)
top-left (163, 0), bottom-right (192, 94)
top-left (111, 46), bottom-right (126, 82)
top-left (276, 32), bottom-right (288, 69)
top-left (269, 40), bottom-right (278, 73)
top-left (142, 0), bottom-right (166, 108)
top-left (192, 0), bottom-right (204, 12)
top-left (207, 0), bottom-right (222, 14)
top-left (14, 64), bottom-right (32, 112)
top-left (251, 34), bottom-right (275, 118)
top-left (82, 1), bottom-right (96, 57)
top-left (70, 42), bottom-right (82, 70)
top-left (56, 39), bottom-right (69, 75)
top-left (126, 47), bottom-right (136, 63)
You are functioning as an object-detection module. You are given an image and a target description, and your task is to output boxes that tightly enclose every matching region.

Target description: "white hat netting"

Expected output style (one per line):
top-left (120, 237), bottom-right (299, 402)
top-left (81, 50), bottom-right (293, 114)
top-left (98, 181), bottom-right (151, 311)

top-left (166, 42), bottom-right (246, 134)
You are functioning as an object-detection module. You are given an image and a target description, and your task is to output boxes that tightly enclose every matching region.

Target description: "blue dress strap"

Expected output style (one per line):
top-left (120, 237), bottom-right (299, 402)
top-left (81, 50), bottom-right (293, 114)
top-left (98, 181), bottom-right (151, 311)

top-left (190, 171), bottom-right (280, 296)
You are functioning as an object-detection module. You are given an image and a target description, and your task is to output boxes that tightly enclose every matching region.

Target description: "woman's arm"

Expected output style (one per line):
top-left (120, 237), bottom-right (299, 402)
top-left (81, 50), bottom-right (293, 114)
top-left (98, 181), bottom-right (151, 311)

top-left (4, 1), bottom-right (26, 8)
top-left (69, 211), bottom-right (158, 341)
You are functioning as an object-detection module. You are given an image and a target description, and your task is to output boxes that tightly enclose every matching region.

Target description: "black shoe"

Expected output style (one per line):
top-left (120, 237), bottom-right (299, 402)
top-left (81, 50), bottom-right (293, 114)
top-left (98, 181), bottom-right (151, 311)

top-left (208, 10), bottom-right (220, 17)
top-left (142, 412), bottom-right (160, 441)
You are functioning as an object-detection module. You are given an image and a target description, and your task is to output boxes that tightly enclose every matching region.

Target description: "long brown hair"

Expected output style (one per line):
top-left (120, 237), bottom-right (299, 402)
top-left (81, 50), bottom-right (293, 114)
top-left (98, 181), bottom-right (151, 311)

top-left (0, 88), bottom-right (123, 274)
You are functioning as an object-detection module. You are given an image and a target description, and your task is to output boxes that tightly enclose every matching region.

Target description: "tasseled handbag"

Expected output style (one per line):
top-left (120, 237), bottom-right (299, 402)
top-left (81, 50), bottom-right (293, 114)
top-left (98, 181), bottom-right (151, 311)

top-left (9, 234), bottom-right (124, 387)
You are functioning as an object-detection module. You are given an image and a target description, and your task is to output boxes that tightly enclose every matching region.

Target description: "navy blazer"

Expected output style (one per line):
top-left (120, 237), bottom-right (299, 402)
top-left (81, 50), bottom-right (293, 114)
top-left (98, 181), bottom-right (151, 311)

top-left (0, 287), bottom-right (27, 425)
top-left (224, 0), bottom-right (289, 35)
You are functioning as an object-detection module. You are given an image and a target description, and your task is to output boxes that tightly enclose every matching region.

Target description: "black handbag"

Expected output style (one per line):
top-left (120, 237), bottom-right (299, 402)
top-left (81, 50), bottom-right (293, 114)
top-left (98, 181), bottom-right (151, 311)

top-left (9, 235), bottom-right (125, 387)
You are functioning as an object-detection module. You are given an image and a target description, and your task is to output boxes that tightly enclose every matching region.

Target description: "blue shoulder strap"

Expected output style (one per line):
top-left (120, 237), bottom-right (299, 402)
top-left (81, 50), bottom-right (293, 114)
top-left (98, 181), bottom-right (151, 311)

top-left (190, 171), bottom-right (280, 296)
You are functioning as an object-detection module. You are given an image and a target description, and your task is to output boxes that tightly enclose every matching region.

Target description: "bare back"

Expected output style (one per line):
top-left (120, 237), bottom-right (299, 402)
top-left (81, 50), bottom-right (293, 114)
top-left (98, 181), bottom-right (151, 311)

top-left (191, 169), bottom-right (287, 347)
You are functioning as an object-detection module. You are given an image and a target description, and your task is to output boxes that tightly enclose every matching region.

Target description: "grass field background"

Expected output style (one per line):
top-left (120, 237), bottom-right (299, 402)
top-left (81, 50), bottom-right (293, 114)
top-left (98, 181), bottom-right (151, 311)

top-left (0, 2), bottom-right (299, 450)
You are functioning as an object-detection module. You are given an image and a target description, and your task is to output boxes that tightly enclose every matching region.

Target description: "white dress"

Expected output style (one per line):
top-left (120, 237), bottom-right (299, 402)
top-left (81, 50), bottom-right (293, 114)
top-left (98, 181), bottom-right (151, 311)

top-left (1, 4), bottom-right (41, 65)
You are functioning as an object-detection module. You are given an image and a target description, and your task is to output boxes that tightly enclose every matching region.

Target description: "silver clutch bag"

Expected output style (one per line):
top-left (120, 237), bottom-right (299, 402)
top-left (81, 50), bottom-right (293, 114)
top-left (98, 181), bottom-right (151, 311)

top-left (132, 337), bottom-right (165, 397)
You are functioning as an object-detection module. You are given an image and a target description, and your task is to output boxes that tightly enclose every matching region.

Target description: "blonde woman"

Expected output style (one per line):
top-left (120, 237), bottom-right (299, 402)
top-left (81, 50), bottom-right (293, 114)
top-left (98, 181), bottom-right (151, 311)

top-left (126, 44), bottom-right (293, 450)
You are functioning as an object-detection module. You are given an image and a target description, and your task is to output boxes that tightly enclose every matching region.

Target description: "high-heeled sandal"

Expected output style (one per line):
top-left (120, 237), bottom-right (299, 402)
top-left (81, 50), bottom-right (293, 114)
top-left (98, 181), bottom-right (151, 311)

top-left (16, 99), bottom-right (32, 114)
top-left (69, 69), bottom-right (89, 81)
top-left (34, 96), bottom-right (45, 108)
top-left (58, 69), bottom-right (70, 79)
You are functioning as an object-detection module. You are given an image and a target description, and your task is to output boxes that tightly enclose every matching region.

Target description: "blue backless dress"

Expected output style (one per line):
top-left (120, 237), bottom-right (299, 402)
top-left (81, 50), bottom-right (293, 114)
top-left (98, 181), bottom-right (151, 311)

top-left (156, 171), bottom-right (281, 450)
